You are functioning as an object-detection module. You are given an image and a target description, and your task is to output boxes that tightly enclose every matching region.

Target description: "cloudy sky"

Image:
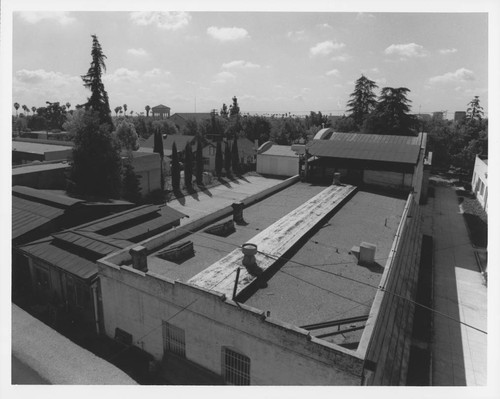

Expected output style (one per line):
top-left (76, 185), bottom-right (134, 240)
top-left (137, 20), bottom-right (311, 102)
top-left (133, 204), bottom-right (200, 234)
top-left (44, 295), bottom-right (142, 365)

top-left (11, 10), bottom-right (489, 117)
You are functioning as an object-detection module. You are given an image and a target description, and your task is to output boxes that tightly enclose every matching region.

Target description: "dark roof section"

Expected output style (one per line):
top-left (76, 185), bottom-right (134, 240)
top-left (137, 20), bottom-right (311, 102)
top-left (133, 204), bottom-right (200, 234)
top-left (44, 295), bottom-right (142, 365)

top-left (13, 186), bottom-right (83, 208)
top-left (170, 113), bottom-right (212, 122)
top-left (52, 230), bottom-right (131, 259)
top-left (141, 134), bottom-right (197, 151)
top-left (152, 104), bottom-right (170, 110)
top-left (306, 133), bottom-right (422, 164)
top-left (83, 205), bottom-right (162, 233)
top-left (12, 197), bottom-right (66, 240)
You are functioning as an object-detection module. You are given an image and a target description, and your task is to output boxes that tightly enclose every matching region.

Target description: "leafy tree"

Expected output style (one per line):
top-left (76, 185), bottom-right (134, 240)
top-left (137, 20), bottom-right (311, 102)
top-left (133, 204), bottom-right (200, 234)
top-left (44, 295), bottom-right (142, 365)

top-left (184, 142), bottom-right (193, 188)
top-left (220, 103), bottom-right (229, 119)
top-left (269, 116), bottom-right (307, 144)
top-left (114, 106), bottom-right (121, 117)
top-left (14, 102), bottom-right (19, 116)
top-left (81, 35), bottom-right (113, 129)
top-left (224, 141), bottom-right (232, 175)
top-left (231, 138), bottom-right (240, 175)
top-left (229, 96), bottom-right (240, 118)
top-left (241, 115), bottom-right (271, 145)
top-left (145, 105), bottom-right (150, 117)
top-left (66, 102), bottom-right (71, 111)
top-left (68, 110), bottom-right (122, 198)
top-left (43, 101), bottom-right (67, 130)
top-left (121, 155), bottom-right (142, 203)
top-left (215, 140), bottom-right (223, 177)
top-left (171, 142), bottom-right (180, 191)
top-left (364, 87), bottom-right (416, 135)
top-left (205, 111), bottom-right (226, 141)
top-left (466, 96), bottom-right (484, 121)
top-left (195, 139), bottom-right (204, 184)
top-left (333, 115), bottom-right (358, 132)
top-left (306, 111), bottom-right (329, 128)
top-left (183, 118), bottom-right (201, 136)
top-left (115, 120), bottom-right (139, 151)
top-left (152, 119), bottom-right (179, 137)
top-left (346, 75), bottom-right (378, 128)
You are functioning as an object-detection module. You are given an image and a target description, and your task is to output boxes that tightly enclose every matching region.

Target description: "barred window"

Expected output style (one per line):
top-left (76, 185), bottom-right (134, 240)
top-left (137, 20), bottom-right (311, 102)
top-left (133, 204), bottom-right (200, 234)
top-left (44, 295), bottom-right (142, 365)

top-left (163, 322), bottom-right (186, 357)
top-left (223, 348), bottom-right (250, 385)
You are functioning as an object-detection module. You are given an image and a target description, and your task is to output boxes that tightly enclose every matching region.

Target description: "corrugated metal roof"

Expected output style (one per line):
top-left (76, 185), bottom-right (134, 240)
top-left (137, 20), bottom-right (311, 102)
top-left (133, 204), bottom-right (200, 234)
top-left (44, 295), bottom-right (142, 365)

top-left (52, 231), bottom-right (131, 258)
top-left (83, 205), bottom-right (161, 232)
top-left (260, 145), bottom-right (299, 158)
top-left (19, 238), bottom-right (98, 280)
top-left (12, 197), bottom-right (65, 239)
top-left (306, 133), bottom-right (422, 164)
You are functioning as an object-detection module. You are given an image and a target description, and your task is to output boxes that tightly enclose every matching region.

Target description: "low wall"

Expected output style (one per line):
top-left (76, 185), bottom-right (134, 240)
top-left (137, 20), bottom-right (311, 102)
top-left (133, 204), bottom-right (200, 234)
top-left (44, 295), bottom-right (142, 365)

top-left (358, 193), bottom-right (422, 385)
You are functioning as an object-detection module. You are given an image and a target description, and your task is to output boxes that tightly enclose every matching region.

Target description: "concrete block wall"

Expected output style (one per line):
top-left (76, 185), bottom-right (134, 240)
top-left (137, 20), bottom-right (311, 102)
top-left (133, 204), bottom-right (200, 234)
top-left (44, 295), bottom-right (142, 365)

top-left (98, 258), bottom-right (364, 385)
top-left (358, 194), bottom-right (422, 385)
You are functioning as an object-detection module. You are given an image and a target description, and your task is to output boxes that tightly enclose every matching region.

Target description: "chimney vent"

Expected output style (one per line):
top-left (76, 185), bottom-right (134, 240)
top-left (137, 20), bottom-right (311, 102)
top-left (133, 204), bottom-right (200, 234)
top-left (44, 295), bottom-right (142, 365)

top-left (130, 246), bottom-right (148, 272)
top-left (359, 242), bottom-right (376, 265)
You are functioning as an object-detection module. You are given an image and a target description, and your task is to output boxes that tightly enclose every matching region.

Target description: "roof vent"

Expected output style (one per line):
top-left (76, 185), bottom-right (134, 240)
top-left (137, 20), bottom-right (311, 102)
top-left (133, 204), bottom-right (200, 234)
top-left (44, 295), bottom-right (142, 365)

top-left (333, 172), bottom-right (341, 185)
top-left (359, 242), bottom-right (377, 265)
top-left (130, 246), bottom-right (148, 273)
top-left (241, 243), bottom-right (263, 276)
top-left (157, 241), bottom-right (194, 264)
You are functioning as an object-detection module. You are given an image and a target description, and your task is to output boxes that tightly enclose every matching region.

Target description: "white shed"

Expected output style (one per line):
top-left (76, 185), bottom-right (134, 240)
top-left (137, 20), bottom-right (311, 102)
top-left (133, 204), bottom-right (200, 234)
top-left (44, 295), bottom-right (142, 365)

top-left (256, 142), bottom-right (299, 177)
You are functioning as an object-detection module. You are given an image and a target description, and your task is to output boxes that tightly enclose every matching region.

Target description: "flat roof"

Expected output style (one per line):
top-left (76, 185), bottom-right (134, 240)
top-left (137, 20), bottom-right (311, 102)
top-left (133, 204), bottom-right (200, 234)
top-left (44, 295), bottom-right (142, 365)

top-left (306, 132), bottom-right (422, 164)
top-left (12, 162), bottom-right (70, 175)
top-left (12, 141), bottom-right (73, 154)
top-left (147, 183), bottom-right (328, 280)
top-left (144, 182), bottom-right (406, 347)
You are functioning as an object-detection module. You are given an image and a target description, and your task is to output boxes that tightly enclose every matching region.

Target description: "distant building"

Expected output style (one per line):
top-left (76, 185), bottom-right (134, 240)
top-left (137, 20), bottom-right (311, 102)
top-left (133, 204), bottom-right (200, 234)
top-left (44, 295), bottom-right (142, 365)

top-left (151, 104), bottom-right (171, 119)
top-left (15, 205), bottom-right (187, 334)
top-left (256, 142), bottom-right (300, 177)
top-left (168, 113), bottom-right (212, 131)
top-left (432, 111), bottom-right (444, 120)
top-left (454, 111), bottom-right (466, 123)
top-left (471, 155), bottom-right (488, 213)
top-left (305, 130), bottom-right (430, 204)
top-left (12, 138), bottom-right (73, 165)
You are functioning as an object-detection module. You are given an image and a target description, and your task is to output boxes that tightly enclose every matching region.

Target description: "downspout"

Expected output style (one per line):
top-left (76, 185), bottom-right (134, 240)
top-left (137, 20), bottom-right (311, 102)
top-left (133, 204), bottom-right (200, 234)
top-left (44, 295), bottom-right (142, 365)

top-left (91, 280), bottom-right (100, 335)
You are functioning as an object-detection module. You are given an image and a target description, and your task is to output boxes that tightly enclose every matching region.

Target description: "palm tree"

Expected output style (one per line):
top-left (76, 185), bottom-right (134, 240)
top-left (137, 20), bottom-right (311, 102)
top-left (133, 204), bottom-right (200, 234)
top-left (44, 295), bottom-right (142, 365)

top-left (32, 106), bottom-right (37, 115)
top-left (114, 106), bottom-right (121, 116)
top-left (22, 105), bottom-right (28, 116)
top-left (123, 104), bottom-right (128, 117)
top-left (66, 102), bottom-right (71, 111)
top-left (14, 102), bottom-right (19, 116)
top-left (145, 105), bottom-right (150, 117)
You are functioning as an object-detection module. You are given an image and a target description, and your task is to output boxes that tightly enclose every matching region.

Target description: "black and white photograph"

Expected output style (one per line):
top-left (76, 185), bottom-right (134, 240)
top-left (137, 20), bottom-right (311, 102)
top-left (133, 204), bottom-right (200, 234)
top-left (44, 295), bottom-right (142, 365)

top-left (2, 0), bottom-right (498, 396)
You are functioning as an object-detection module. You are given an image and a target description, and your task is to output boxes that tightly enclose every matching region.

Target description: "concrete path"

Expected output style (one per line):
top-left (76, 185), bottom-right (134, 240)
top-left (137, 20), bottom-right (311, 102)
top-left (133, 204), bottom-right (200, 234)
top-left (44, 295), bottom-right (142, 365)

top-left (167, 175), bottom-right (285, 223)
top-left (421, 184), bottom-right (487, 386)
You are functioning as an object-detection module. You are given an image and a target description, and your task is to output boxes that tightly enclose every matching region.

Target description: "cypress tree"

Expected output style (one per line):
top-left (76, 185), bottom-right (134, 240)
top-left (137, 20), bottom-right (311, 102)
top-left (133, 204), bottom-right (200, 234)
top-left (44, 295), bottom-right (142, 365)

top-left (171, 141), bottom-right (180, 191)
top-left (195, 139), bottom-right (204, 185)
top-left (121, 155), bottom-right (142, 203)
top-left (215, 140), bottom-right (223, 178)
top-left (224, 141), bottom-right (231, 176)
top-left (184, 142), bottom-right (193, 189)
top-left (231, 138), bottom-right (240, 175)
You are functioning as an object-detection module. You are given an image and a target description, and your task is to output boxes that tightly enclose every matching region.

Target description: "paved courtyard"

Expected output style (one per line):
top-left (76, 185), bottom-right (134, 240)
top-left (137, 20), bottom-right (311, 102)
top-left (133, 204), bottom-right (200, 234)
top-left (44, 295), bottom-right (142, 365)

top-left (422, 184), bottom-right (487, 386)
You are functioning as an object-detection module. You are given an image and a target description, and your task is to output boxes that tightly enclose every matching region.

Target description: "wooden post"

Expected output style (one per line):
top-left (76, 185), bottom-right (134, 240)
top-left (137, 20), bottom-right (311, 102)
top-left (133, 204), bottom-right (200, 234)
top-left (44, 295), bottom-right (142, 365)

top-left (232, 267), bottom-right (241, 300)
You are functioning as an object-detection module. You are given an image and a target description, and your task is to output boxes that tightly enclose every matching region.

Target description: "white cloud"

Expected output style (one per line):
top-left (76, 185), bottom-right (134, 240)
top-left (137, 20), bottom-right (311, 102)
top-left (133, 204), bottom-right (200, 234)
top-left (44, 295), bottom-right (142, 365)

top-left (127, 48), bottom-right (148, 57)
top-left (439, 48), bottom-right (458, 55)
top-left (15, 69), bottom-right (79, 86)
top-left (144, 68), bottom-right (170, 78)
top-left (331, 54), bottom-right (351, 62)
top-left (310, 41), bottom-right (345, 56)
top-left (287, 30), bottom-right (306, 41)
top-left (207, 26), bottom-right (250, 42)
top-left (130, 12), bottom-right (191, 30)
top-left (318, 23), bottom-right (333, 30)
top-left (384, 43), bottom-right (428, 58)
top-left (213, 71), bottom-right (236, 83)
top-left (18, 12), bottom-right (75, 25)
top-left (429, 68), bottom-right (475, 84)
top-left (325, 69), bottom-right (340, 77)
top-left (222, 60), bottom-right (260, 69)
top-left (293, 95), bottom-right (305, 102)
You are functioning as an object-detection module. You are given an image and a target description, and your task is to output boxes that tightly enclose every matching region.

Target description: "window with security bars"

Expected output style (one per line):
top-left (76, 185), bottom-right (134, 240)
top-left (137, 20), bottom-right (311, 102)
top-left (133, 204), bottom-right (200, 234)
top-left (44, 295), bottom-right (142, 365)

top-left (163, 322), bottom-right (186, 358)
top-left (223, 348), bottom-right (250, 385)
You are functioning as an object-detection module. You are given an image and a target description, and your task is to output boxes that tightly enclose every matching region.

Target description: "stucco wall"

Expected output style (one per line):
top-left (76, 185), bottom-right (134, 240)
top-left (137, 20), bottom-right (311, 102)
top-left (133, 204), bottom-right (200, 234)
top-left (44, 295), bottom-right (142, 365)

top-left (98, 262), bottom-right (364, 385)
top-left (358, 194), bottom-right (422, 385)
top-left (256, 154), bottom-right (299, 177)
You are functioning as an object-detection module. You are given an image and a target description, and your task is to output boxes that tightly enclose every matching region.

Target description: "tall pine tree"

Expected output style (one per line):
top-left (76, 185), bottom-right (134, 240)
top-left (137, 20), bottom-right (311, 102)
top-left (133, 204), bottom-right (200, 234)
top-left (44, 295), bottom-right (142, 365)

top-left (81, 35), bottom-right (113, 129)
top-left (346, 75), bottom-right (378, 128)
top-left (231, 138), bottom-right (240, 175)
